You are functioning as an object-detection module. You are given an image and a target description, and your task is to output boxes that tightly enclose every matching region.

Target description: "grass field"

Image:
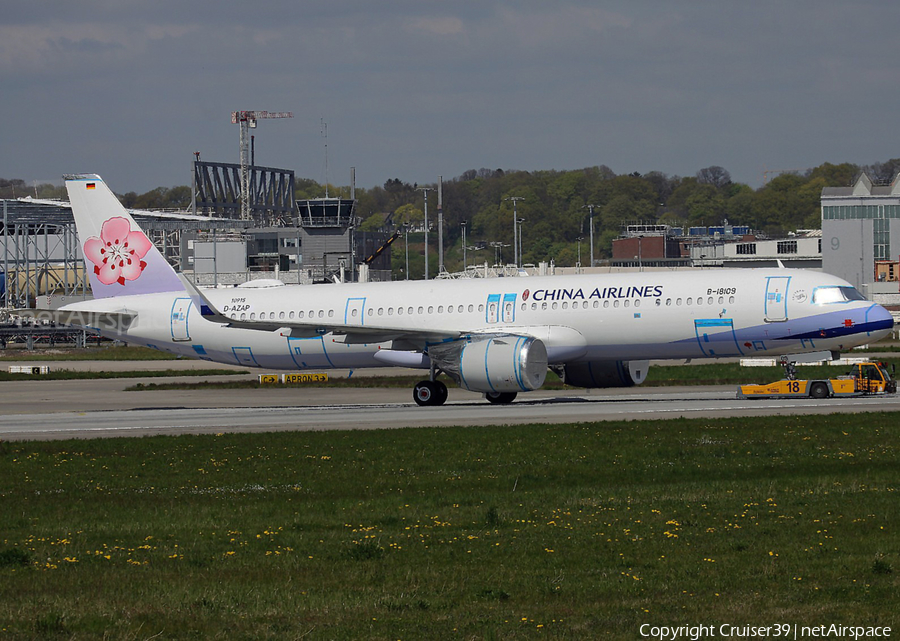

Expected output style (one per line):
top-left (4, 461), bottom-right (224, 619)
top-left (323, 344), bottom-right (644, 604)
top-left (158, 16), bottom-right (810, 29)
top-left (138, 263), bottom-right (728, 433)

top-left (0, 346), bottom-right (179, 361)
top-left (1, 414), bottom-right (897, 639)
top-left (0, 369), bottom-right (247, 382)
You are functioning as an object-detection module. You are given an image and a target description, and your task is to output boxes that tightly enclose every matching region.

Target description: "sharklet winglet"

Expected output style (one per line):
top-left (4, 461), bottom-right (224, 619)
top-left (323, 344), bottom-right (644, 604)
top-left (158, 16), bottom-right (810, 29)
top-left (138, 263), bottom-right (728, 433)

top-left (177, 274), bottom-right (229, 324)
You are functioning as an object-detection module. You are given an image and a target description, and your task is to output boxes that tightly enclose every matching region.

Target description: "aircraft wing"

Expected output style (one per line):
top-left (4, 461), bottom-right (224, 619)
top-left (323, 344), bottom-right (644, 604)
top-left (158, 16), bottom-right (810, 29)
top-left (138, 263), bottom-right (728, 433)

top-left (177, 275), bottom-right (462, 345)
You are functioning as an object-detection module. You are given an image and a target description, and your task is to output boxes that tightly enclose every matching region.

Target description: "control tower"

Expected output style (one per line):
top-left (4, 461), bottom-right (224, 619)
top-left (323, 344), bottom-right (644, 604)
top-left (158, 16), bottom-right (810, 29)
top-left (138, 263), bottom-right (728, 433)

top-left (295, 197), bottom-right (356, 282)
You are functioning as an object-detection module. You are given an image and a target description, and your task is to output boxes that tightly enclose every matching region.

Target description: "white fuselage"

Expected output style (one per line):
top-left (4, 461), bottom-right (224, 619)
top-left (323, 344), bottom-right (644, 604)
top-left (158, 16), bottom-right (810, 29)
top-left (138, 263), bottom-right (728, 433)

top-left (73, 268), bottom-right (893, 372)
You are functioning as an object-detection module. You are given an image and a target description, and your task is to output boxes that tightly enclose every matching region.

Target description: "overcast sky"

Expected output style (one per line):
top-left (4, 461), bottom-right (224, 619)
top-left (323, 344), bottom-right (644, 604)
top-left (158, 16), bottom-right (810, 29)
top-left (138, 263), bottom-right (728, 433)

top-left (3, 1), bottom-right (899, 194)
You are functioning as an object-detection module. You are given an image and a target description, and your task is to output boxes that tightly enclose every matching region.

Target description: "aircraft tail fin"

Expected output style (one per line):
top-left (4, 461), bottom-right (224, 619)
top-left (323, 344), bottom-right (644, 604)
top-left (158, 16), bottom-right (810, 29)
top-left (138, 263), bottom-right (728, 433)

top-left (65, 174), bottom-right (186, 299)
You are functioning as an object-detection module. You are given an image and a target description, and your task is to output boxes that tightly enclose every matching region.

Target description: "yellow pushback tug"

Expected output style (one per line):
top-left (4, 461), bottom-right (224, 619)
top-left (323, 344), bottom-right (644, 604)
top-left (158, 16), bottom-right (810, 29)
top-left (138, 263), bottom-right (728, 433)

top-left (738, 359), bottom-right (896, 400)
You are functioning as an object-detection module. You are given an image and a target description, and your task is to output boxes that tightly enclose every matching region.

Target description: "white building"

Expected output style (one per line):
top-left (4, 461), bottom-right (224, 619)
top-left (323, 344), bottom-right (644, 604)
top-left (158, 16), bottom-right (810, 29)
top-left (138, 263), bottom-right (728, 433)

top-left (821, 173), bottom-right (900, 306)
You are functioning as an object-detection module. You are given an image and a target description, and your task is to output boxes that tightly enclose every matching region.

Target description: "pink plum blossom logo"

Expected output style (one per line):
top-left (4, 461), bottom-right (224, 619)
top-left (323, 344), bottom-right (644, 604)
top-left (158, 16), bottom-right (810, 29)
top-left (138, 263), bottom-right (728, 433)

top-left (83, 217), bottom-right (153, 286)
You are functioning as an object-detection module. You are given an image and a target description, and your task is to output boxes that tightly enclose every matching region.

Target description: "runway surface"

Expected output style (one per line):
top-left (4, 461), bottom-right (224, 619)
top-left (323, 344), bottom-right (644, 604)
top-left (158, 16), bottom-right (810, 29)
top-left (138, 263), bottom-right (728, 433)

top-left (2, 371), bottom-right (899, 440)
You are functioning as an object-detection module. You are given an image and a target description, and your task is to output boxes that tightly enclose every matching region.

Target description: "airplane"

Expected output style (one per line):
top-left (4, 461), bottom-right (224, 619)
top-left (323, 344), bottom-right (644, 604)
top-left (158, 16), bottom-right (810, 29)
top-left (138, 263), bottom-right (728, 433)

top-left (48, 173), bottom-right (894, 406)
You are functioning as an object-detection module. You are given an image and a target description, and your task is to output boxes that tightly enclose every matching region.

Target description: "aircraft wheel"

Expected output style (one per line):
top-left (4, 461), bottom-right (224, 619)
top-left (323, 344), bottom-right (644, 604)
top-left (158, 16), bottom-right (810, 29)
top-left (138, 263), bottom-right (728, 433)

top-left (434, 380), bottom-right (449, 405)
top-left (809, 382), bottom-right (829, 399)
top-left (485, 391), bottom-right (517, 404)
top-left (413, 380), bottom-right (440, 406)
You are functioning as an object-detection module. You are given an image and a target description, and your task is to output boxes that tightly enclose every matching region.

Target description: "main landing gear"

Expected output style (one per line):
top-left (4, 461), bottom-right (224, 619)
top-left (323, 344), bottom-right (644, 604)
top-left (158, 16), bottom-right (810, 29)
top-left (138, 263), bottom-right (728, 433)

top-left (412, 382), bottom-right (519, 406)
top-left (411, 361), bottom-right (519, 406)
top-left (485, 391), bottom-right (517, 404)
top-left (413, 379), bottom-right (448, 406)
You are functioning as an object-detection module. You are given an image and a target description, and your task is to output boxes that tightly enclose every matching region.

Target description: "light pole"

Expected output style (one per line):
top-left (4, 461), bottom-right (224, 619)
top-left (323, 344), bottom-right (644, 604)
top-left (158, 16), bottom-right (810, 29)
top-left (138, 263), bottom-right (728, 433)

top-left (583, 204), bottom-right (596, 268)
top-left (404, 223), bottom-right (410, 280)
top-left (461, 221), bottom-right (467, 270)
top-left (490, 241), bottom-right (508, 267)
top-left (517, 218), bottom-right (525, 267)
top-left (576, 236), bottom-right (584, 269)
top-left (504, 196), bottom-right (524, 267)
top-left (417, 187), bottom-right (433, 279)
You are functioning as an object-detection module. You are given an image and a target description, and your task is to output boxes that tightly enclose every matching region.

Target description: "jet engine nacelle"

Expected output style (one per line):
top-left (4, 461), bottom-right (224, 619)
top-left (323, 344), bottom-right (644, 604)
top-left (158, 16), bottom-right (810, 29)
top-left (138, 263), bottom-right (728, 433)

top-left (561, 360), bottom-right (650, 388)
top-left (430, 334), bottom-right (548, 394)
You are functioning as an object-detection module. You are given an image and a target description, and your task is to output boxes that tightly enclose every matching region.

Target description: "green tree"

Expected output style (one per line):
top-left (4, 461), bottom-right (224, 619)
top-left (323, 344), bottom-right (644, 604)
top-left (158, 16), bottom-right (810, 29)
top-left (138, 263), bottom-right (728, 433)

top-left (358, 213), bottom-right (387, 232)
top-left (808, 162), bottom-right (858, 187)
top-left (394, 203), bottom-right (423, 227)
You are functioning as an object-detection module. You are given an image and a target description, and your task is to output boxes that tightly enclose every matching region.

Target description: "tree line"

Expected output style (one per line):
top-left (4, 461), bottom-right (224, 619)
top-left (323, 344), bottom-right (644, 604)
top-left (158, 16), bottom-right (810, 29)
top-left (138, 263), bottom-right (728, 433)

top-left (3, 158), bottom-right (899, 276)
top-left (350, 159), bottom-right (900, 276)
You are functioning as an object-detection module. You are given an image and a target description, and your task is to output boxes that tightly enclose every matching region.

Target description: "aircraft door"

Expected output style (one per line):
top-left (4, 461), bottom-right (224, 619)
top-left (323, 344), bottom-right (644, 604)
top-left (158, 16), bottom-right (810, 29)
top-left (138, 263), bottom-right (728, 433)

top-left (232, 347), bottom-right (258, 366)
top-left (171, 297), bottom-right (192, 341)
top-left (345, 297), bottom-right (366, 326)
top-left (694, 319), bottom-right (744, 357)
top-left (486, 294), bottom-right (500, 324)
top-left (287, 336), bottom-right (335, 369)
top-left (502, 293), bottom-right (517, 323)
top-left (765, 276), bottom-right (791, 322)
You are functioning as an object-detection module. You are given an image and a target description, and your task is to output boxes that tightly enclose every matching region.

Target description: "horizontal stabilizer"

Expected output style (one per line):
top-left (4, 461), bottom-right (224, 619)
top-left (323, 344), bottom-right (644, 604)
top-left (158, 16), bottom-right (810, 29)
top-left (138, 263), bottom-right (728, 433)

top-left (15, 308), bottom-right (136, 332)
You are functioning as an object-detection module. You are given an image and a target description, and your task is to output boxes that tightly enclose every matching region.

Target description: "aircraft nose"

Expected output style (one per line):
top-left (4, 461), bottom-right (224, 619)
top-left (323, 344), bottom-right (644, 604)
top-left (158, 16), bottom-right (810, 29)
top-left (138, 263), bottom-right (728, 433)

top-left (865, 303), bottom-right (895, 339)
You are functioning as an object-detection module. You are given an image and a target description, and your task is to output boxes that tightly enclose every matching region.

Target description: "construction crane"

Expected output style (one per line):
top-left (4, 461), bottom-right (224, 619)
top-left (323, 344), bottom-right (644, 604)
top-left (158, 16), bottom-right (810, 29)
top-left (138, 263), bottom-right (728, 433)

top-left (231, 111), bottom-right (293, 220)
top-left (363, 229), bottom-right (402, 265)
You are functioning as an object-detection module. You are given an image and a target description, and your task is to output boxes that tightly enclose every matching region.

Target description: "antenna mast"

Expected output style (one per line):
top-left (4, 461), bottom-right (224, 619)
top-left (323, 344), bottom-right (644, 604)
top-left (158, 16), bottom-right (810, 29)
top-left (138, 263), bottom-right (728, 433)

top-left (321, 118), bottom-right (329, 198)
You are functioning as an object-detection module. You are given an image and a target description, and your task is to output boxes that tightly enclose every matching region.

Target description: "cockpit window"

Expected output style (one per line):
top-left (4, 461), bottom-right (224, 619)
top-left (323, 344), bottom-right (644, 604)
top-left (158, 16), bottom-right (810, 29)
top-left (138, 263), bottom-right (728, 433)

top-left (813, 286), bottom-right (867, 304)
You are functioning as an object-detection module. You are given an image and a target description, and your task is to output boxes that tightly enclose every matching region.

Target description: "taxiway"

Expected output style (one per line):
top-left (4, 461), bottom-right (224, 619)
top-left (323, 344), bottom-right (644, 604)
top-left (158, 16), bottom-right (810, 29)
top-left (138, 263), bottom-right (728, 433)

top-left (1, 369), bottom-right (898, 441)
